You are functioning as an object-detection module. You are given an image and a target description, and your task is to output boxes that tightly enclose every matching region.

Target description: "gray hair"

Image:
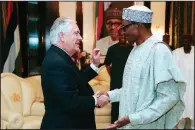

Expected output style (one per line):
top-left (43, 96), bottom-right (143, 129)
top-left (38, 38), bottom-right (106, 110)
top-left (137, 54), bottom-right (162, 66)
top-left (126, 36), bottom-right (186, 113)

top-left (50, 17), bottom-right (75, 44)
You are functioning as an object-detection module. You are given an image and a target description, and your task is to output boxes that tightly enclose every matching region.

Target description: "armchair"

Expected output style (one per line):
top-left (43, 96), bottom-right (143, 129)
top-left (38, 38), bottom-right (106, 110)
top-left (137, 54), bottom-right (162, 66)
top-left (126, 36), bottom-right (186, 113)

top-left (1, 73), bottom-right (44, 129)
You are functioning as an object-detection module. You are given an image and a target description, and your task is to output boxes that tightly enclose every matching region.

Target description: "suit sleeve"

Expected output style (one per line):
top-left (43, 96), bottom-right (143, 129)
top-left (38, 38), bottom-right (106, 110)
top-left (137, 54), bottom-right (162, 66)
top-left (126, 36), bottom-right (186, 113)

top-left (80, 66), bottom-right (98, 82)
top-left (47, 64), bottom-right (95, 115)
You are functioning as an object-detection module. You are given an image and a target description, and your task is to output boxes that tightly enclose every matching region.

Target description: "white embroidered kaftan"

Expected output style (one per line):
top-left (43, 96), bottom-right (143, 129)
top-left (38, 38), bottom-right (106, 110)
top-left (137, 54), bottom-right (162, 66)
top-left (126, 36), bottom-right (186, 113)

top-left (108, 35), bottom-right (186, 129)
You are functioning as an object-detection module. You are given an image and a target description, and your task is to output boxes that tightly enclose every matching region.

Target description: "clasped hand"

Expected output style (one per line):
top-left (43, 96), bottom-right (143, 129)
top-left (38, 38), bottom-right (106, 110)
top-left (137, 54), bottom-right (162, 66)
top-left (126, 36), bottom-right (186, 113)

top-left (94, 91), bottom-right (110, 108)
top-left (94, 91), bottom-right (130, 129)
top-left (105, 116), bottom-right (130, 129)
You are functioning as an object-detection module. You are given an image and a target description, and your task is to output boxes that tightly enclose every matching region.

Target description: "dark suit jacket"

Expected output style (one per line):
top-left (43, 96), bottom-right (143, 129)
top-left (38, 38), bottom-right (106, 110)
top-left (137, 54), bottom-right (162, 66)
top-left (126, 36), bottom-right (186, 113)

top-left (40, 45), bottom-right (97, 129)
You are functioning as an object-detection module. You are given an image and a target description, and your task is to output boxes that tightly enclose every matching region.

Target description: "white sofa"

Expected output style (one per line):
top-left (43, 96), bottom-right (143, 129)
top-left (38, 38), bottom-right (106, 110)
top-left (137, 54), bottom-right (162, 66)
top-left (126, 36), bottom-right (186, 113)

top-left (1, 73), bottom-right (44, 129)
top-left (1, 65), bottom-right (111, 129)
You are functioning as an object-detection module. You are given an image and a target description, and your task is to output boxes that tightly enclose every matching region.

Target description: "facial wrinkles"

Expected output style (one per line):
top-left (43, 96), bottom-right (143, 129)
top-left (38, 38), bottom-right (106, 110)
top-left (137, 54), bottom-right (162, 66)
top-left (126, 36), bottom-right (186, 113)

top-left (71, 25), bottom-right (80, 45)
top-left (72, 34), bottom-right (77, 45)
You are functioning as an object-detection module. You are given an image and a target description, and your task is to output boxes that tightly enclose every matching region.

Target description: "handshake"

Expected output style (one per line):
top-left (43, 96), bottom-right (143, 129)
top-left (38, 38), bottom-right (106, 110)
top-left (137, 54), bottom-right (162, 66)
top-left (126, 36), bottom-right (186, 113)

top-left (93, 91), bottom-right (131, 129)
top-left (94, 91), bottom-right (110, 108)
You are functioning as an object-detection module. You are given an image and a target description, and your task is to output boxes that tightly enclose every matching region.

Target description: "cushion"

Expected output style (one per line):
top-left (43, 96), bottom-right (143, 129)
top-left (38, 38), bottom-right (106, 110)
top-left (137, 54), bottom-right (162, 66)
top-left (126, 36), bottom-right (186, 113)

top-left (95, 103), bottom-right (111, 116)
top-left (22, 116), bottom-right (42, 129)
top-left (97, 66), bottom-right (110, 82)
top-left (21, 80), bottom-right (36, 116)
top-left (95, 115), bottom-right (111, 123)
top-left (25, 76), bottom-right (44, 102)
top-left (30, 102), bottom-right (45, 116)
top-left (1, 74), bottom-right (23, 113)
top-left (88, 79), bottom-right (99, 86)
top-left (96, 123), bottom-right (110, 129)
top-left (91, 85), bottom-right (110, 93)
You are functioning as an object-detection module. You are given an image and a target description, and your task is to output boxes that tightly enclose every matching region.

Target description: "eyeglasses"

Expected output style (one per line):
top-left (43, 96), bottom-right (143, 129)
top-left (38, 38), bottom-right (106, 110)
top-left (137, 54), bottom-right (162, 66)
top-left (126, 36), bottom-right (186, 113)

top-left (106, 22), bottom-right (121, 28)
top-left (122, 23), bottom-right (134, 32)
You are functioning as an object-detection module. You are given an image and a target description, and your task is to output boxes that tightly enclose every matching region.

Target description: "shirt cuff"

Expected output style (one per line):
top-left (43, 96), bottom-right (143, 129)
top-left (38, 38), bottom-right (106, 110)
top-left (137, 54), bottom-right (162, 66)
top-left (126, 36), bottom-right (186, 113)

top-left (128, 113), bottom-right (142, 126)
top-left (107, 91), bottom-right (113, 103)
top-left (90, 63), bottom-right (99, 73)
top-left (92, 95), bottom-right (97, 105)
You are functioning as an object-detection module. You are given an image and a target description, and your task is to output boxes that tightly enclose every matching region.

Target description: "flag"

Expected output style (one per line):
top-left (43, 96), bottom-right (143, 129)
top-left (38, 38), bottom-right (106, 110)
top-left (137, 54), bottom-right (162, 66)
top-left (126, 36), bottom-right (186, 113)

top-left (96, 2), bottom-right (104, 40)
top-left (1, 2), bottom-right (23, 76)
top-left (96, 2), bottom-right (111, 40)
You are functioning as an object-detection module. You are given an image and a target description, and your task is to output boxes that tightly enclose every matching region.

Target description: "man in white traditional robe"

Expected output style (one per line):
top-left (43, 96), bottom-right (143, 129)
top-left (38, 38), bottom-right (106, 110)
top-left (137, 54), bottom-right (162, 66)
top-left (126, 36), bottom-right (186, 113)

top-left (96, 5), bottom-right (186, 129)
top-left (173, 34), bottom-right (194, 129)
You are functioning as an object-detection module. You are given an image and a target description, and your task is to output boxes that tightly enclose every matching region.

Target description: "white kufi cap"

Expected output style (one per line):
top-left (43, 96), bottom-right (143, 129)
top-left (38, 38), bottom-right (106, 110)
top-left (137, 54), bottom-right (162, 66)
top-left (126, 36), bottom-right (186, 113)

top-left (122, 5), bottom-right (153, 23)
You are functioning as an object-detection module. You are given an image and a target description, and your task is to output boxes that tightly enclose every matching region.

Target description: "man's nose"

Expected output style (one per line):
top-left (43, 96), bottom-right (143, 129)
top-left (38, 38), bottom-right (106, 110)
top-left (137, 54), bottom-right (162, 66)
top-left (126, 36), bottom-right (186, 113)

top-left (111, 24), bottom-right (116, 29)
top-left (124, 31), bottom-right (128, 36)
top-left (78, 34), bottom-right (82, 41)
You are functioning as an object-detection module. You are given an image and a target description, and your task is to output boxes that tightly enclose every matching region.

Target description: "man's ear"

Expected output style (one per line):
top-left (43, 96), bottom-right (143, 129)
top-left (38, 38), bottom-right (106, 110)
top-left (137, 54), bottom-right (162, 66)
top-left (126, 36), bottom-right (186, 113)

top-left (58, 32), bottom-right (64, 42)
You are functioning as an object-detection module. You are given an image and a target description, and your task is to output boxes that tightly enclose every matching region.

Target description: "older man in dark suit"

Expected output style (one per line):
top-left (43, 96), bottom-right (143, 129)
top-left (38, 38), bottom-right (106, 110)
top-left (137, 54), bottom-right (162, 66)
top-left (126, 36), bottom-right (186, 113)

top-left (40, 17), bottom-right (109, 129)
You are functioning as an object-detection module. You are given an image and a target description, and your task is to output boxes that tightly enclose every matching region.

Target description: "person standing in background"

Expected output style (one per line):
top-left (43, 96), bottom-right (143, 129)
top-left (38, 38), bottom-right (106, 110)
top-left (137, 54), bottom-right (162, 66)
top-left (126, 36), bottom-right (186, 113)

top-left (163, 34), bottom-right (174, 50)
top-left (173, 34), bottom-right (194, 129)
top-left (96, 8), bottom-right (122, 56)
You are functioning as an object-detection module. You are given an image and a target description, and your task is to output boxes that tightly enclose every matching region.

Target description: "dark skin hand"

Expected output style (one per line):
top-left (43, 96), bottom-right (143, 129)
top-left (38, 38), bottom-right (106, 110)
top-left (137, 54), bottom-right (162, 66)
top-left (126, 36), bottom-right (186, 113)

top-left (105, 116), bottom-right (130, 129)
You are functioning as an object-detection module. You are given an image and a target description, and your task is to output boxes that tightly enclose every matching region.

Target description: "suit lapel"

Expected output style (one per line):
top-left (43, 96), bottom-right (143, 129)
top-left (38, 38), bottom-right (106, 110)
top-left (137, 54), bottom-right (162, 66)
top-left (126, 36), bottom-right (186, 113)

top-left (50, 45), bottom-right (80, 76)
top-left (49, 45), bottom-right (94, 96)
